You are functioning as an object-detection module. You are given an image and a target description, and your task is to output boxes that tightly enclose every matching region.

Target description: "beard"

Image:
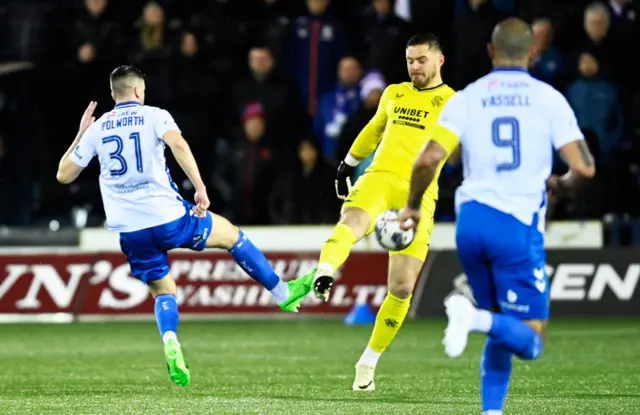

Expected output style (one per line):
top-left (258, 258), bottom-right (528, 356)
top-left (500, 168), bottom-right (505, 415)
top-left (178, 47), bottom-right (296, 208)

top-left (411, 72), bottom-right (435, 88)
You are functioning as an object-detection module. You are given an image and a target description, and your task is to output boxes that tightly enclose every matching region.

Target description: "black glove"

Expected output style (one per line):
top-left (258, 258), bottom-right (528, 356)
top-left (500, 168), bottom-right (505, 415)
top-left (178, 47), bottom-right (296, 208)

top-left (335, 161), bottom-right (355, 200)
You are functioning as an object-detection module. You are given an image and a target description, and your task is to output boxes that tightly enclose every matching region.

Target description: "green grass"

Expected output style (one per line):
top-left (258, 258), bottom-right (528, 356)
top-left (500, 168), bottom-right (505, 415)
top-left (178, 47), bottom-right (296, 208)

top-left (0, 319), bottom-right (638, 414)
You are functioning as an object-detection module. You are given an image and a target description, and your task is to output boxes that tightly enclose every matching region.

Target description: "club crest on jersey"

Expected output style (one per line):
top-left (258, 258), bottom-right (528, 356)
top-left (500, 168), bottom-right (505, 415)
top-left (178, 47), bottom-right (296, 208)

top-left (431, 96), bottom-right (443, 107)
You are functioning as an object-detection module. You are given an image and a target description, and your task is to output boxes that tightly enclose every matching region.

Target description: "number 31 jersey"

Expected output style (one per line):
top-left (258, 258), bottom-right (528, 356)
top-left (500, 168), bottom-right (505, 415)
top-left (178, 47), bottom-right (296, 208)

top-left (70, 101), bottom-right (186, 232)
top-left (435, 68), bottom-right (584, 228)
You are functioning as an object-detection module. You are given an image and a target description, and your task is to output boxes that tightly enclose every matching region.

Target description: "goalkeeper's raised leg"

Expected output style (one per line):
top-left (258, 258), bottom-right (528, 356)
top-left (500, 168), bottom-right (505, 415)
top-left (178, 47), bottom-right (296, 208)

top-left (311, 159), bottom-right (364, 299)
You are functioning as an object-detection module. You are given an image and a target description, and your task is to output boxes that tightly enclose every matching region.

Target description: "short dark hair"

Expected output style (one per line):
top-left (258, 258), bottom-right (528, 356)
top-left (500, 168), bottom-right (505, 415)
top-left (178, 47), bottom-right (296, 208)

top-left (406, 33), bottom-right (443, 52)
top-left (110, 65), bottom-right (145, 97)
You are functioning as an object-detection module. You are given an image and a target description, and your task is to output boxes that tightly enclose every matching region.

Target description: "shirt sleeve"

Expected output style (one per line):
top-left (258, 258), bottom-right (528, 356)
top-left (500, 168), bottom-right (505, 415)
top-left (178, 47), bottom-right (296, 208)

top-left (154, 109), bottom-right (181, 140)
top-left (430, 124), bottom-right (460, 156)
top-left (348, 86), bottom-right (391, 159)
top-left (430, 91), bottom-right (466, 155)
top-left (68, 126), bottom-right (97, 168)
top-left (550, 91), bottom-right (584, 150)
top-left (436, 91), bottom-right (467, 137)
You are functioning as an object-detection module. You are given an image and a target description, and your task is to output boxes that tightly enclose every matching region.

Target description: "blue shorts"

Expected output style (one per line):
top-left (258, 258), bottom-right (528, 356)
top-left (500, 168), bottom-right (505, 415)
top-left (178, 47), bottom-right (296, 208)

top-left (455, 201), bottom-right (549, 320)
top-left (119, 208), bottom-right (213, 284)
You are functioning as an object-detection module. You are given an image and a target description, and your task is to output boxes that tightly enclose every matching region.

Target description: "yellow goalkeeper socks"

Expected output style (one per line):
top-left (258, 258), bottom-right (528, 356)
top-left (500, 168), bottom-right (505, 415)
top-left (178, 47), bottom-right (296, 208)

top-left (359, 292), bottom-right (412, 365)
top-left (317, 223), bottom-right (358, 276)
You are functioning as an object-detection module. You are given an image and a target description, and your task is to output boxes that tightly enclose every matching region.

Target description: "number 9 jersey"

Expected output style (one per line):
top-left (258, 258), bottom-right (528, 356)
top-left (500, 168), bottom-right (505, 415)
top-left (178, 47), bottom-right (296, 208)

top-left (432, 68), bottom-right (585, 230)
top-left (69, 101), bottom-right (187, 232)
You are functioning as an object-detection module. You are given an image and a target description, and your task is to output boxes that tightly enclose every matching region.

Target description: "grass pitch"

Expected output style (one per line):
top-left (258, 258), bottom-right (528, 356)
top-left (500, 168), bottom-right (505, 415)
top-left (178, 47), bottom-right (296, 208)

top-left (0, 319), bottom-right (638, 414)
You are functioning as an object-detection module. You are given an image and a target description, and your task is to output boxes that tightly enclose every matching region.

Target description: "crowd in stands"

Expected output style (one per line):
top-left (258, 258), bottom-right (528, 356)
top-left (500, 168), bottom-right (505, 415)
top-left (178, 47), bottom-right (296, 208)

top-left (0, 0), bottom-right (638, 228)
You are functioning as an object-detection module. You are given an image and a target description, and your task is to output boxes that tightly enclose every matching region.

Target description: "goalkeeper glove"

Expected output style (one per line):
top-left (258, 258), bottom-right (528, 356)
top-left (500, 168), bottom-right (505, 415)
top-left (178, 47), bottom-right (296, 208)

top-left (335, 161), bottom-right (355, 200)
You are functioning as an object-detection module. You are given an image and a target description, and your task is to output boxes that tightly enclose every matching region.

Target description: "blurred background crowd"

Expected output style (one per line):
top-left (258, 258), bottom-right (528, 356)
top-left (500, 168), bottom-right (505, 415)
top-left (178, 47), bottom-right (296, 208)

top-left (0, 0), bottom-right (639, 229)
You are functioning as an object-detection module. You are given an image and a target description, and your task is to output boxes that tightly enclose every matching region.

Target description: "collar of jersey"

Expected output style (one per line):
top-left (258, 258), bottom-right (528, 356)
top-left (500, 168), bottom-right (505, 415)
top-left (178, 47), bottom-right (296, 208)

top-left (114, 101), bottom-right (142, 109)
top-left (492, 67), bottom-right (528, 73)
top-left (410, 82), bottom-right (444, 92)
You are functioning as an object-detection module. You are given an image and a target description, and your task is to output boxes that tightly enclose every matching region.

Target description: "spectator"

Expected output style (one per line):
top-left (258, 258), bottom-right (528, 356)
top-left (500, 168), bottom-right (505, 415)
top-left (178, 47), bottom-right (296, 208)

top-left (73, 0), bottom-right (125, 67)
top-left (579, 2), bottom-right (619, 79)
top-left (360, 0), bottom-right (412, 84)
top-left (314, 56), bottom-right (363, 164)
top-left (271, 140), bottom-right (339, 224)
top-left (451, 0), bottom-right (503, 90)
top-left (580, 2), bottom-right (639, 131)
top-left (186, 2), bottom-right (253, 78)
top-left (233, 45), bottom-right (307, 160)
top-left (288, 0), bottom-right (348, 116)
top-left (529, 18), bottom-right (565, 88)
top-left (129, 1), bottom-right (175, 107)
top-left (255, 0), bottom-right (300, 61)
top-left (73, 0), bottom-right (126, 104)
top-left (567, 52), bottom-right (625, 165)
top-left (231, 102), bottom-right (279, 225)
top-left (169, 31), bottom-right (222, 191)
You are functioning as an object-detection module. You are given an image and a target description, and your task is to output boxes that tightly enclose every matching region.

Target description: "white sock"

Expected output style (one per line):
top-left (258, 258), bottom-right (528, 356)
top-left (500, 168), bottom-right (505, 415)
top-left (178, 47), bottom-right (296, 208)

top-left (271, 279), bottom-right (290, 304)
top-left (471, 309), bottom-right (493, 333)
top-left (162, 331), bottom-right (178, 345)
top-left (357, 346), bottom-right (382, 366)
top-left (316, 262), bottom-right (334, 281)
top-left (483, 410), bottom-right (503, 415)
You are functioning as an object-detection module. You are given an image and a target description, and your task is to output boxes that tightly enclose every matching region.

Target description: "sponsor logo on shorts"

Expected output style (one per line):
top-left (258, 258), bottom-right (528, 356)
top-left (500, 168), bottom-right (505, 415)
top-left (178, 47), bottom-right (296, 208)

top-left (501, 289), bottom-right (530, 313)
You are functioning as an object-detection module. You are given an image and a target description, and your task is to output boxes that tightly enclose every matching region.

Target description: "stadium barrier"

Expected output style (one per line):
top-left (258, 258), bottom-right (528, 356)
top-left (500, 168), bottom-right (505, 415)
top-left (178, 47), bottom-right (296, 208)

top-left (1, 221), bottom-right (625, 323)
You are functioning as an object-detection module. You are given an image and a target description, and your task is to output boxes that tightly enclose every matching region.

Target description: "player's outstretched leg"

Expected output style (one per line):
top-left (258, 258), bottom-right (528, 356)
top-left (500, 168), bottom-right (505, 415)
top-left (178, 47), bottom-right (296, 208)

top-left (353, 254), bottom-right (423, 391)
top-left (444, 294), bottom-right (545, 414)
top-left (205, 212), bottom-right (314, 312)
top-left (148, 276), bottom-right (190, 387)
top-left (306, 208), bottom-right (369, 301)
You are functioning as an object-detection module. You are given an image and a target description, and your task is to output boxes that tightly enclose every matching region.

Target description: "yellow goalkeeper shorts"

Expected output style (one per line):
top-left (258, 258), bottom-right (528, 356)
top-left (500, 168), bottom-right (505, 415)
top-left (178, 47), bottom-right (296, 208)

top-left (342, 171), bottom-right (436, 261)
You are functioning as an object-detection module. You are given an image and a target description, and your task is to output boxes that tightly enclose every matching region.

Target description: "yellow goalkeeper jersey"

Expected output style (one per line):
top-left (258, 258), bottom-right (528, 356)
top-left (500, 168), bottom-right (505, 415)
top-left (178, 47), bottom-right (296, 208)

top-left (349, 82), bottom-right (457, 200)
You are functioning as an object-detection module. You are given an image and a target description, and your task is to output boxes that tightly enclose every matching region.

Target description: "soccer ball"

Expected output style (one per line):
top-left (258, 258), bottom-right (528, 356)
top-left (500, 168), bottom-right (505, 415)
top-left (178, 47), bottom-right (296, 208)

top-left (374, 209), bottom-right (416, 251)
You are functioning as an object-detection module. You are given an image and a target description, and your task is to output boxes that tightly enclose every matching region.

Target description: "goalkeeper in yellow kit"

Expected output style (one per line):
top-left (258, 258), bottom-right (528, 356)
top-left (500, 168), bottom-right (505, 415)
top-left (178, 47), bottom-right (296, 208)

top-left (296, 33), bottom-right (458, 391)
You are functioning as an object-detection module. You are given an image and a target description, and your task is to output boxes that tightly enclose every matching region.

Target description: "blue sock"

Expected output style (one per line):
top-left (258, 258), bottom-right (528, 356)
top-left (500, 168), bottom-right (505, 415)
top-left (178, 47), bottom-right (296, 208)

top-left (229, 231), bottom-right (280, 290)
top-left (481, 338), bottom-right (512, 412)
top-left (154, 294), bottom-right (179, 340)
top-left (489, 313), bottom-right (543, 360)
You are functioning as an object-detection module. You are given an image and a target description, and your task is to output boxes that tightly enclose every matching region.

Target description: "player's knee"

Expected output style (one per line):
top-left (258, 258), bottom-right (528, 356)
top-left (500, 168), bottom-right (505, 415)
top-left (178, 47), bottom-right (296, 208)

top-left (387, 254), bottom-right (422, 299)
top-left (339, 208), bottom-right (369, 238)
top-left (206, 213), bottom-right (240, 250)
top-left (515, 319), bottom-right (547, 361)
top-left (148, 274), bottom-right (177, 297)
top-left (524, 319), bottom-right (548, 344)
top-left (388, 279), bottom-right (415, 299)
